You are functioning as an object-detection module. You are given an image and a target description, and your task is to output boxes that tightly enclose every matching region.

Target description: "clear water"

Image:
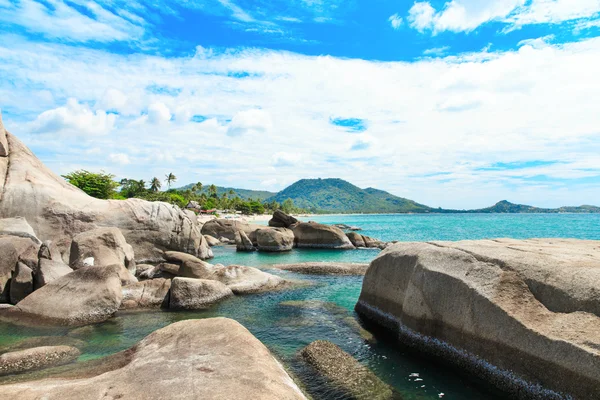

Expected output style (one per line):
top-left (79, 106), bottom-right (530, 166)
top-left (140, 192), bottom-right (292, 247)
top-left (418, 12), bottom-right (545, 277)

top-left (1, 214), bottom-right (599, 399)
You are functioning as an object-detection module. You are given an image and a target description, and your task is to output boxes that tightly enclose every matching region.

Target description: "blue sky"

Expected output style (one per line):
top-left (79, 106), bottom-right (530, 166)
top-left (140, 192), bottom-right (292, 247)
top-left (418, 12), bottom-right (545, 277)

top-left (1, 0), bottom-right (600, 208)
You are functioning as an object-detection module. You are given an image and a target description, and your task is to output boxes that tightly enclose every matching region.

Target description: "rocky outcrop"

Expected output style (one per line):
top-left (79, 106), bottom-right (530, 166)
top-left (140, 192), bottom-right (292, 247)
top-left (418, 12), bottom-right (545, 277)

top-left (201, 219), bottom-right (266, 242)
top-left (204, 234), bottom-right (221, 247)
top-left (345, 232), bottom-right (366, 248)
top-left (0, 345), bottom-right (81, 376)
top-left (164, 251), bottom-right (213, 279)
top-left (256, 228), bottom-right (294, 252)
top-left (1, 264), bottom-right (122, 326)
top-left (301, 340), bottom-right (394, 400)
top-left (292, 222), bottom-right (355, 249)
top-left (346, 232), bottom-right (386, 249)
top-left (0, 118), bottom-right (212, 262)
top-left (9, 262), bottom-right (33, 304)
top-left (121, 278), bottom-right (171, 309)
top-left (33, 259), bottom-right (72, 289)
top-left (212, 265), bottom-right (285, 294)
top-left (273, 262), bottom-right (369, 275)
top-left (0, 236), bottom-right (39, 303)
top-left (235, 230), bottom-right (255, 252)
top-left (268, 210), bottom-right (298, 228)
top-left (69, 227), bottom-right (136, 272)
top-left (0, 318), bottom-right (308, 399)
top-left (0, 217), bottom-right (41, 244)
top-left (168, 277), bottom-right (233, 310)
top-left (355, 239), bottom-right (600, 400)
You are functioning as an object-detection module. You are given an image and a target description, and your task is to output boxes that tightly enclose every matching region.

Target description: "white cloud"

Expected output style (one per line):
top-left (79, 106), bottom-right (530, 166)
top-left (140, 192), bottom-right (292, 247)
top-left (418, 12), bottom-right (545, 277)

top-left (388, 13), bottom-right (403, 29)
top-left (29, 98), bottom-right (116, 136)
top-left (108, 153), bottom-right (131, 165)
top-left (407, 0), bottom-right (600, 33)
top-left (423, 46), bottom-right (451, 56)
top-left (2, 36), bottom-right (600, 208)
top-left (227, 109), bottom-right (273, 136)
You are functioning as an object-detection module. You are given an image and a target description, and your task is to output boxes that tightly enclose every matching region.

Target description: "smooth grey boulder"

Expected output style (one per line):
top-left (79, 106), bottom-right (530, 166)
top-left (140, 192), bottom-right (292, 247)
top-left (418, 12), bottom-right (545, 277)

top-left (301, 340), bottom-right (394, 400)
top-left (164, 251), bottom-right (213, 279)
top-left (9, 262), bottom-right (33, 304)
top-left (121, 278), bottom-right (171, 309)
top-left (268, 210), bottom-right (298, 228)
top-left (0, 217), bottom-right (41, 244)
top-left (256, 228), bottom-right (294, 252)
top-left (0, 119), bottom-right (212, 262)
top-left (0, 318), bottom-right (308, 400)
top-left (201, 219), bottom-right (266, 241)
top-left (169, 277), bottom-right (233, 310)
top-left (69, 227), bottom-right (136, 272)
top-left (235, 230), bottom-right (255, 252)
top-left (292, 222), bottom-right (355, 249)
top-left (38, 240), bottom-right (62, 261)
top-left (33, 259), bottom-right (73, 289)
top-left (346, 232), bottom-right (366, 248)
top-left (0, 236), bottom-right (39, 303)
top-left (204, 234), bottom-right (221, 247)
top-left (273, 262), bottom-right (369, 275)
top-left (0, 345), bottom-right (81, 376)
top-left (356, 239), bottom-right (600, 400)
top-left (212, 265), bottom-right (284, 294)
top-left (2, 264), bottom-right (122, 326)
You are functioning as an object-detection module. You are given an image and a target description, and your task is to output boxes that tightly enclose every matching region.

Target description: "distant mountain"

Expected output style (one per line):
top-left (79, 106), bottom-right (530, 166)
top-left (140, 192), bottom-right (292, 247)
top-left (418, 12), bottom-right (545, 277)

top-left (466, 200), bottom-right (600, 214)
top-left (265, 178), bottom-right (432, 213)
top-left (177, 184), bottom-right (276, 201)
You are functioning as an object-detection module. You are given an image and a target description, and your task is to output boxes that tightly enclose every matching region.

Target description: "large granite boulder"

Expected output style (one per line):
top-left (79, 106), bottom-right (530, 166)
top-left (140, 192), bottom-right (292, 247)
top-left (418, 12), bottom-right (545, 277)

top-left (69, 227), bottom-right (135, 272)
top-left (204, 234), bottom-right (221, 247)
top-left (256, 228), bottom-right (294, 252)
top-left (268, 210), bottom-right (298, 228)
top-left (355, 239), bottom-right (600, 400)
top-left (346, 232), bottom-right (386, 249)
top-left (201, 219), bottom-right (266, 241)
top-left (1, 264), bottom-right (122, 326)
top-left (0, 236), bottom-right (39, 303)
top-left (273, 262), bottom-right (369, 275)
top-left (212, 265), bottom-right (285, 294)
top-left (0, 345), bottom-right (81, 376)
top-left (301, 340), bottom-right (394, 399)
top-left (33, 259), bottom-right (73, 289)
top-left (9, 262), bottom-right (33, 304)
top-left (121, 278), bottom-right (171, 309)
top-left (164, 251), bottom-right (213, 279)
top-left (292, 222), bottom-right (355, 249)
top-left (0, 117), bottom-right (212, 262)
top-left (0, 217), bottom-right (41, 244)
top-left (168, 277), bottom-right (233, 310)
top-left (235, 230), bottom-right (255, 252)
top-left (0, 318), bottom-right (308, 399)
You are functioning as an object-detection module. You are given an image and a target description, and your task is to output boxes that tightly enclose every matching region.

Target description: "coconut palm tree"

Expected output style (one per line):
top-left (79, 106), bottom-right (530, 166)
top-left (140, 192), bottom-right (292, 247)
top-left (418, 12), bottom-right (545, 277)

top-left (192, 182), bottom-right (203, 194)
top-left (208, 184), bottom-right (218, 198)
top-left (165, 173), bottom-right (177, 190)
top-left (150, 177), bottom-right (162, 192)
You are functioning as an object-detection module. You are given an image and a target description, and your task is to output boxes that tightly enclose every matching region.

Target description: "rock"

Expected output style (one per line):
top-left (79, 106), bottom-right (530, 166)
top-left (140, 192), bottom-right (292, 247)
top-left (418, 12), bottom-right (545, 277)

top-left (0, 346), bottom-right (81, 376)
top-left (0, 217), bottom-right (41, 244)
top-left (33, 259), bottom-right (73, 289)
top-left (0, 318), bottom-right (308, 400)
top-left (0, 336), bottom-right (86, 353)
top-left (212, 265), bottom-right (284, 294)
top-left (0, 123), bottom-right (212, 262)
top-left (256, 228), bottom-right (294, 252)
top-left (333, 223), bottom-right (361, 231)
top-left (268, 210), bottom-right (298, 228)
top-left (2, 264), bottom-right (122, 326)
top-left (201, 219), bottom-right (266, 241)
top-left (219, 236), bottom-right (231, 244)
top-left (204, 234), bottom-right (221, 247)
top-left (164, 251), bottom-right (213, 279)
top-left (38, 240), bottom-right (62, 261)
top-left (0, 112), bottom-right (8, 157)
top-left (235, 230), bottom-right (255, 252)
top-left (273, 262), bottom-right (369, 275)
top-left (301, 340), bottom-right (394, 400)
top-left (158, 262), bottom-right (181, 276)
top-left (362, 235), bottom-right (387, 249)
top-left (355, 239), bottom-right (600, 400)
top-left (169, 278), bottom-right (233, 310)
top-left (69, 227), bottom-right (136, 273)
top-left (291, 222), bottom-right (355, 249)
top-left (134, 263), bottom-right (155, 278)
top-left (121, 278), bottom-right (171, 309)
top-left (0, 236), bottom-right (39, 303)
top-left (9, 262), bottom-right (33, 304)
top-left (346, 232), bottom-right (366, 248)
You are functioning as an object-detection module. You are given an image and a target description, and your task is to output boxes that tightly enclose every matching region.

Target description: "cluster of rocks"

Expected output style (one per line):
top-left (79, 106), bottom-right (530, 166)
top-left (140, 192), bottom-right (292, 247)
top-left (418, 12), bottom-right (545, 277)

top-left (356, 239), bottom-right (600, 400)
top-left (201, 210), bottom-right (387, 253)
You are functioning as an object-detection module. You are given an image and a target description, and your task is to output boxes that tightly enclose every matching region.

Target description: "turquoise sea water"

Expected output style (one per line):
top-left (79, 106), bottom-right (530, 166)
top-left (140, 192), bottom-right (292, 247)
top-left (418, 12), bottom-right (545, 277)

top-left (1, 214), bottom-right (599, 399)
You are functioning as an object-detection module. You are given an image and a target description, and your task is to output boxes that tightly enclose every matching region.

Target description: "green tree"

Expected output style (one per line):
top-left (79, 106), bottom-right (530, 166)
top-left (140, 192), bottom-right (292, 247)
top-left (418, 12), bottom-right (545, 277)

top-left (150, 177), bottom-right (162, 192)
top-left (191, 182), bottom-right (203, 193)
top-left (281, 198), bottom-right (295, 214)
top-left (62, 170), bottom-right (119, 199)
top-left (165, 173), bottom-right (177, 189)
top-left (208, 184), bottom-right (218, 198)
top-left (119, 179), bottom-right (147, 198)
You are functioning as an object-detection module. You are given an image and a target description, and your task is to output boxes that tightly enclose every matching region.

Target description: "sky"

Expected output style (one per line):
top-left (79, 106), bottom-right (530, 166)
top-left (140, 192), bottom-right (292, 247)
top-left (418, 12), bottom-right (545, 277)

top-left (1, 0), bottom-right (599, 209)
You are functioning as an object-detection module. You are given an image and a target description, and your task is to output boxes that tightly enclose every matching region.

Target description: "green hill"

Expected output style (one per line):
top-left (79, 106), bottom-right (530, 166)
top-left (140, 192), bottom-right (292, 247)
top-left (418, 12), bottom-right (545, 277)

top-left (265, 178), bottom-right (432, 213)
top-left (177, 184), bottom-right (275, 201)
top-left (467, 200), bottom-right (600, 214)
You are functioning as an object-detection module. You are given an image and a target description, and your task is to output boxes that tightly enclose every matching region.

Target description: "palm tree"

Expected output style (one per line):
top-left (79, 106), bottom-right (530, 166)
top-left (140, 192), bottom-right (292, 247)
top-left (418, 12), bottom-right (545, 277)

top-left (208, 184), bottom-right (218, 198)
top-left (165, 173), bottom-right (177, 190)
top-left (150, 177), bottom-right (161, 192)
top-left (192, 182), bottom-right (203, 194)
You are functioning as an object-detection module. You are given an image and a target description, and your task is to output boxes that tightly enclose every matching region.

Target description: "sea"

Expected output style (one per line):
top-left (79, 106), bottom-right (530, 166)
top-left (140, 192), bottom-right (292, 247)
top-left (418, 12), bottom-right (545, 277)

top-left (1, 213), bottom-right (599, 399)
